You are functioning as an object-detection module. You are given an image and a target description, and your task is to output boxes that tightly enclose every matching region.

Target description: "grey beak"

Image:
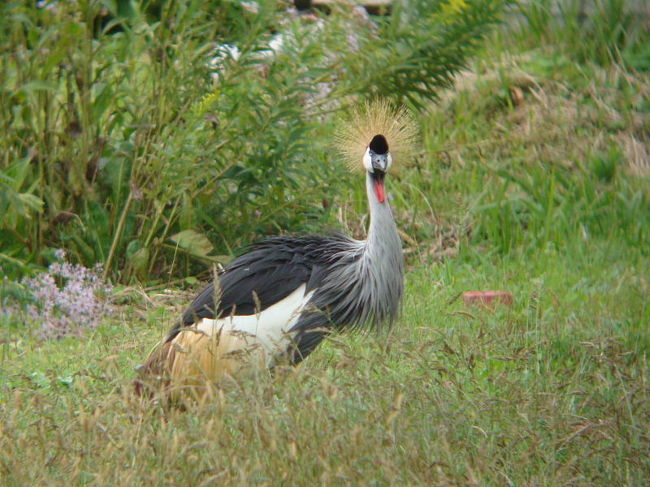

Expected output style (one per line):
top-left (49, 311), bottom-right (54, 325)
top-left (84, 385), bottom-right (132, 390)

top-left (370, 152), bottom-right (388, 172)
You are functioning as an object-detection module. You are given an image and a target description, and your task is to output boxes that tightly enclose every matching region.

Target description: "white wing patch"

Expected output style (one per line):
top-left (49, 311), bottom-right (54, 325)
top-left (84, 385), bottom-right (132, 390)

top-left (194, 283), bottom-right (315, 358)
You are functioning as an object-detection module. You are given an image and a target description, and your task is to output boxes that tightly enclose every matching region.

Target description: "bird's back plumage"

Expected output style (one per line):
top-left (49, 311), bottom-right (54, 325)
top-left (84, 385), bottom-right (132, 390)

top-left (175, 235), bottom-right (352, 332)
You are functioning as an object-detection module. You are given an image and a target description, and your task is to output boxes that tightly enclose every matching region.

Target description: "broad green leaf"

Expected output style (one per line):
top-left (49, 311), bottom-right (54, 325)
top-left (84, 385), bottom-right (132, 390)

top-left (169, 229), bottom-right (215, 260)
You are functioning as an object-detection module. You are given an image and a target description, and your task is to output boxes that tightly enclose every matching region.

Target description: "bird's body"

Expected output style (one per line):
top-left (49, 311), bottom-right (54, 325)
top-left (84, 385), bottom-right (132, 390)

top-left (135, 101), bottom-right (416, 399)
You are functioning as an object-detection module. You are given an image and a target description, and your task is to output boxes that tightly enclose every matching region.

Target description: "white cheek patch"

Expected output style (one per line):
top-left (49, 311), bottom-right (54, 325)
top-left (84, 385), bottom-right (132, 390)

top-left (386, 152), bottom-right (393, 170)
top-left (363, 147), bottom-right (372, 171)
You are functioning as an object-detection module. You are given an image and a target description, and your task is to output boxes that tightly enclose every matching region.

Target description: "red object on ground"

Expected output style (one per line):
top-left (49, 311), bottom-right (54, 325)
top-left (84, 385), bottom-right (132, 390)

top-left (463, 291), bottom-right (513, 308)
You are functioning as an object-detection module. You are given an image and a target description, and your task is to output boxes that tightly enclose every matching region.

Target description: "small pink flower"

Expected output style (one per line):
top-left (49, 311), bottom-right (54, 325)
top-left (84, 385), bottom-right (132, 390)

top-left (20, 251), bottom-right (113, 339)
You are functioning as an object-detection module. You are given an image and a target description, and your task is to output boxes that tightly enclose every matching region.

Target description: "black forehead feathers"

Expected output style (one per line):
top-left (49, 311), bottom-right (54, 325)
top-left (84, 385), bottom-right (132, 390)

top-left (369, 134), bottom-right (389, 155)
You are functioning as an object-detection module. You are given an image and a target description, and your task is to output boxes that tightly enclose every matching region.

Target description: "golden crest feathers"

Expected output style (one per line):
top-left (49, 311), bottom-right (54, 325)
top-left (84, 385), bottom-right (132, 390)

top-left (336, 99), bottom-right (418, 172)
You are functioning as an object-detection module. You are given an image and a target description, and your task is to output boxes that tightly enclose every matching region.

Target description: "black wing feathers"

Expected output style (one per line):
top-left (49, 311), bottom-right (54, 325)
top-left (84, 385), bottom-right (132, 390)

top-left (171, 236), bottom-right (351, 341)
top-left (217, 246), bottom-right (312, 316)
top-left (180, 283), bottom-right (220, 326)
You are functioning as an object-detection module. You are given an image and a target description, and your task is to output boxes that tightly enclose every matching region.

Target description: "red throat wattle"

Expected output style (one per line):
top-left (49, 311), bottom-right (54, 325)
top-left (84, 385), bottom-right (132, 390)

top-left (373, 178), bottom-right (386, 203)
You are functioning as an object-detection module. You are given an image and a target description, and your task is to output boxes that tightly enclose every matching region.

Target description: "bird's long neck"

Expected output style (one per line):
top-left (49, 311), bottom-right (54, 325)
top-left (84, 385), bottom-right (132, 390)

top-left (360, 172), bottom-right (404, 322)
top-left (366, 172), bottom-right (399, 247)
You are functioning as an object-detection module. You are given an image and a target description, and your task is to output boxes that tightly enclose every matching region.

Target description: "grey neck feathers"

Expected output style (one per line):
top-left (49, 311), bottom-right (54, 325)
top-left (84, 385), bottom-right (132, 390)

top-left (313, 172), bottom-right (404, 330)
top-left (365, 173), bottom-right (400, 258)
top-left (357, 172), bottom-right (404, 325)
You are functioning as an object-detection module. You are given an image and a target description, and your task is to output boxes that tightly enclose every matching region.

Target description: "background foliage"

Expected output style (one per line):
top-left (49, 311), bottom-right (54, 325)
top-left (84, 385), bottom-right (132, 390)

top-left (0, 0), bottom-right (510, 283)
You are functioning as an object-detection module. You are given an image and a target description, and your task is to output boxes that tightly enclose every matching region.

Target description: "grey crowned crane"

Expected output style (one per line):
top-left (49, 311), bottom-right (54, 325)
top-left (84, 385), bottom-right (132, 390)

top-left (135, 101), bottom-right (417, 399)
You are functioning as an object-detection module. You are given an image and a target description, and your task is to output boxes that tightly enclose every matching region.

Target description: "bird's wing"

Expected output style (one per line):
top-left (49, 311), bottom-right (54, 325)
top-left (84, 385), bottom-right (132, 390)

top-left (167, 238), bottom-right (327, 341)
top-left (135, 236), bottom-right (354, 394)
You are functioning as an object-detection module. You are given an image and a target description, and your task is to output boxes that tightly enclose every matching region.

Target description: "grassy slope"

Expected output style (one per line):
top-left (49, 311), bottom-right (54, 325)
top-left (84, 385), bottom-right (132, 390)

top-left (1, 18), bottom-right (649, 487)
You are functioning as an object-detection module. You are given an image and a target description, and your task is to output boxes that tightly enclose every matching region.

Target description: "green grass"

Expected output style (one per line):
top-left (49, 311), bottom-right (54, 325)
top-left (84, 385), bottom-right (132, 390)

top-left (2, 0), bottom-right (650, 485)
top-left (1, 240), bottom-right (648, 485)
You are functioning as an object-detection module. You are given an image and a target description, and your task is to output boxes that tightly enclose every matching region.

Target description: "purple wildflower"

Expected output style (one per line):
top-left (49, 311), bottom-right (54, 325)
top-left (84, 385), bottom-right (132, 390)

top-left (22, 250), bottom-right (113, 339)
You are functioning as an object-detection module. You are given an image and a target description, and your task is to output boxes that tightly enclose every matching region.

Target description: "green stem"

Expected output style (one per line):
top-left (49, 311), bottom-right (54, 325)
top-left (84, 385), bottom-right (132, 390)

top-left (104, 190), bottom-right (134, 280)
top-left (147, 197), bottom-right (181, 277)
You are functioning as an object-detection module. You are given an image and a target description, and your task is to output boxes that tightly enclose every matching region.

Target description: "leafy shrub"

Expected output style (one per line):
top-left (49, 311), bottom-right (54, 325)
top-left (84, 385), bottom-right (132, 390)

top-left (0, 0), bottom-right (510, 282)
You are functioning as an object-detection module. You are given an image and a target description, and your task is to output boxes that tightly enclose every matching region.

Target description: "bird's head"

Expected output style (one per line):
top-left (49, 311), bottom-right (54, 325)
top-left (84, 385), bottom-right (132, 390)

top-left (336, 100), bottom-right (417, 204)
top-left (363, 134), bottom-right (392, 202)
